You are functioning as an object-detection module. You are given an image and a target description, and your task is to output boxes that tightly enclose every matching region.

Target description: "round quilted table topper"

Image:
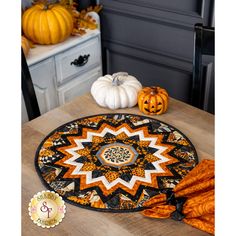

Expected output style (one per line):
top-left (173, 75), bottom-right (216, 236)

top-left (35, 113), bottom-right (198, 212)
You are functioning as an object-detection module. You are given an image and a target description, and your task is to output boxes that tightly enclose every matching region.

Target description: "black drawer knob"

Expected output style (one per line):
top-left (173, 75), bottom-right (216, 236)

top-left (71, 54), bottom-right (90, 66)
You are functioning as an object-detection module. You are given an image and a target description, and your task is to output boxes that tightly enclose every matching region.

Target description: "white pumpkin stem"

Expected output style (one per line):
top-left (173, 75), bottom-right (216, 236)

top-left (112, 72), bottom-right (128, 86)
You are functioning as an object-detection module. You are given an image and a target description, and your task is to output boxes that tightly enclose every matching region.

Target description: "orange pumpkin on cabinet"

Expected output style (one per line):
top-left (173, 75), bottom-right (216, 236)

top-left (22, 3), bottom-right (73, 45)
top-left (138, 86), bottom-right (169, 115)
top-left (21, 36), bottom-right (30, 56)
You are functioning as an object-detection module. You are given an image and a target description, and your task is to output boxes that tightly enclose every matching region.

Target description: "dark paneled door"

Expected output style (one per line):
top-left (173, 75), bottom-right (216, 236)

top-left (99, 0), bottom-right (214, 107)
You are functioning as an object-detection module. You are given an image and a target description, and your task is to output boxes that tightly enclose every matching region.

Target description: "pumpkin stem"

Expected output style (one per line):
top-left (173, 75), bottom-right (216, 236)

top-left (42, 0), bottom-right (58, 10)
top-left (150, 86), bottom-right (158, 95)
top-left (112, 72), bottom-right (128, 86)
top-left (43, 4), bottom-right (48, 10)
top-left (112, 78), bottom-right (121, 86)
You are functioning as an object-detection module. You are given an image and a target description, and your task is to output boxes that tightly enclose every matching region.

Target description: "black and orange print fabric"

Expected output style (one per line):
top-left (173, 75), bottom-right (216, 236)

top-left (142, 159), bottom-right (214, 234)
top-left (35, 114), bottom-right (198, 211)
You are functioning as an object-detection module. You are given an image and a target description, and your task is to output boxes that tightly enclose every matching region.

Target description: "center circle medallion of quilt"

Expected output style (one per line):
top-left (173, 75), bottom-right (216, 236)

top-left (35, 113), bottom-right (198, 212)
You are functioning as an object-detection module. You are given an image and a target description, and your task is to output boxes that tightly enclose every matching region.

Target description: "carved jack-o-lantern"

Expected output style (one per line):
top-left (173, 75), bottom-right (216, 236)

top-left (138, 86), bottom-right (169, 115)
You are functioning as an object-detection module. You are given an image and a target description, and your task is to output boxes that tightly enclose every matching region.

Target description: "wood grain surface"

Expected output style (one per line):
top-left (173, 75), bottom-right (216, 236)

top-left (22, 93), bottom-right (214, 236)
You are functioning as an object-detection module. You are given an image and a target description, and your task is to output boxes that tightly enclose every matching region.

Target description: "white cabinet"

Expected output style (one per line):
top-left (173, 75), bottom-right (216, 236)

top-left (55, 35), bottom-right (101, 85)
top-left (29, 57), bottom-right (58, 114)
top-left (22, 12), bottom-right (102, 123)
top-left (57, 67), bottom-right (102, 104)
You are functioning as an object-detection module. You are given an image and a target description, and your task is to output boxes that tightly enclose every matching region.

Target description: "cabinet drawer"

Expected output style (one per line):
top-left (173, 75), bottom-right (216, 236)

top-left (55, 35), bottom-right (101, 85)
top-left (57, 67), bottom-right (102, 105)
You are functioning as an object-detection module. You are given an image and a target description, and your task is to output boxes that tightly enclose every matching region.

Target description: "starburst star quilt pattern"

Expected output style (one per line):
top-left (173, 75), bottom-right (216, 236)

top-left (35, 114), bottom-right (198, 212)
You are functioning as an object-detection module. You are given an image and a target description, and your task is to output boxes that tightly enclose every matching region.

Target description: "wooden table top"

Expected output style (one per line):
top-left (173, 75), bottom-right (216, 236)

top-left (22, 93), bottom-right (214, 236)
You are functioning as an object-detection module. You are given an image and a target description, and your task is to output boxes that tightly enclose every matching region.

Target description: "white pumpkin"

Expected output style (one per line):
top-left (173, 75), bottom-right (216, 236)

top-left (91, 72), bottom-right (142, 109)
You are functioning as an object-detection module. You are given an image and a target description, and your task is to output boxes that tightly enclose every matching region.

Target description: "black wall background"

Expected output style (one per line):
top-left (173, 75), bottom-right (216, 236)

top-left (99, 0), bottom-right (215, 106)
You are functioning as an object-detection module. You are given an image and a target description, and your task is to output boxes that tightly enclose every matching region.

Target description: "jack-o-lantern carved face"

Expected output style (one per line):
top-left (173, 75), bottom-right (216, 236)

top-left (138, 86), bottom-right (168, 115)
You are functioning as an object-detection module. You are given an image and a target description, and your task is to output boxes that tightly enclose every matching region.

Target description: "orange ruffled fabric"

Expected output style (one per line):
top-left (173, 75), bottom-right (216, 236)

top-left (142, 159), bottom-right (215, 234)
